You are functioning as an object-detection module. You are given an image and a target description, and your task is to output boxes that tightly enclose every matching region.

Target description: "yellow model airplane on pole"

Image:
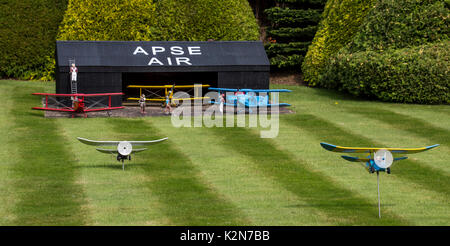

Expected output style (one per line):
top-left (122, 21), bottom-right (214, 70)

top-left (321, 142), bottom-right (439, 218)
top-left (127, 84), bottom-right (210, 106)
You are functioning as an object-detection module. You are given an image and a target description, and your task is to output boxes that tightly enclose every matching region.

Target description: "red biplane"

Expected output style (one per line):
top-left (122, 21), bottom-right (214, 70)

top-left (32, 92), bottom-right (124, 118)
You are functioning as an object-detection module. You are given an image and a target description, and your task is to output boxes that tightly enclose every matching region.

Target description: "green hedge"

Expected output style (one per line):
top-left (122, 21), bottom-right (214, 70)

top-left (152, 0), bottom-right (259, 41)
top-left (58, 0), bottom-right (259, 42)
top-left (0, 0), bottom-right (68, 81)
top-left (264, 7), bottom-right (322, 27)
top-left (57, 0), bottom-right (157, 41)
top-left (265, 41), bottom-right (311, 57)
top-left (321, 41), bottom-right (449, 104)
top-left (345, 0), bottom-right (449, 53)
top-left (276, 0), bottom-right (327, 7)
top-left (267, 25), bottom-right (318, 42)
top-left (301, 0), bottom-right (377, 86)
top-left (264, 0), bottom-right (324, 70)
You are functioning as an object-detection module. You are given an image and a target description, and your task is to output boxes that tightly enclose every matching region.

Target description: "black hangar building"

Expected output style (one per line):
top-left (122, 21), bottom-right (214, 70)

top-left (55, 40), bottom-right (270, 106)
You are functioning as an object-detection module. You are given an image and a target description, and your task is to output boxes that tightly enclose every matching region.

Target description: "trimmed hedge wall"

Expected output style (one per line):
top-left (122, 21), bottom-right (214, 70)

top-left (321, 41), bottom-right (449, 104)
top-left (301, 0), bottom-right (377, 86)
top-left (0, 0), bottom-right (68, 81)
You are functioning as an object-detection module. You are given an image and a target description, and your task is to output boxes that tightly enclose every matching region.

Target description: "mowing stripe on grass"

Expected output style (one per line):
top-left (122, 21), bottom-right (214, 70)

top-left (0, 82), bottom-right (19, 224)
top-left (151, 118), bottom-right (337, 225)
top-left (58, 117), bottom-right (172, 225)
top-left (107, 118), bottom-right (248, 226)
top-left (345, 106), bottom-right (450, 147)
top-left (282, 113), bottom-right (450, 198)
top-left (207, 122), bottom-right (407, 225)
top-left (9, 85), bottom-right (87, 225)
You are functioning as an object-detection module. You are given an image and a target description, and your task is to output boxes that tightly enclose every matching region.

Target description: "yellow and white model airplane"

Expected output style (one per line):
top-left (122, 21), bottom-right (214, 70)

top-left (127, 84), bottom-right (210, 106)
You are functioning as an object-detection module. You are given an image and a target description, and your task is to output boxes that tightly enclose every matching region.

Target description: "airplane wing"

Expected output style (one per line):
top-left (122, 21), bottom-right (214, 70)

top-left (321, 142), bottom-right (440, 154)
top-left (83, 106), bottom-right (124, 112)
top-left (128, 85), bottom-right (209, 89)
top-left (77, 137), bottom-right (119, 146)
top-left (341, 156), bottom-right (408, 162)
top-left (32, 93), bottom-right (123, 97)
top-left (32, 107), bottom-right (75, 112)
top-left (208, 87), bottom-right (239, 92)
top-left (240, 89), bottom-right (292, 93)
top-left (95, 148), bottom-right (148, 154)
top-left (129, 137), bottom-right (168, 146)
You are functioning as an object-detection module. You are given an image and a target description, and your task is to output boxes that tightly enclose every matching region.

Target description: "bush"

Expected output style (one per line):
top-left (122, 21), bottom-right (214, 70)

top-left (152, 0), bottom-right (260, 41)
top-left (265, 41), bottom-right (311, 57)
top-left (318, 0), bottom-right (450, 104)
top-left (301, 0), bottom-right (377, 86)
top-left (57, 0), bottom-right (157, 41)
top-left (0, 0), bottom-right (68, 80)
top-left (275, 0), bottom-right (327, 8)
top-left (345, 0), bottom-right (449, 53)
top-left (321, 41), bottom-right (449, 104)
top-left (264, 7), bottom-right (322, 27)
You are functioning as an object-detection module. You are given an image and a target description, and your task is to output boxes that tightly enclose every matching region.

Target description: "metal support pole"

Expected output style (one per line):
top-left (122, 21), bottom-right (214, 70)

top-left (377, 171), bottom-right (381, 218)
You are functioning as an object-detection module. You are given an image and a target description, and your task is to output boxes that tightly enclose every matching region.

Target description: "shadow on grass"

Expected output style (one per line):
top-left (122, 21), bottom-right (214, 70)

top-left (288, 203), bottom-right (396, 208)
top-left (74, 163), bottom-right (151, 170)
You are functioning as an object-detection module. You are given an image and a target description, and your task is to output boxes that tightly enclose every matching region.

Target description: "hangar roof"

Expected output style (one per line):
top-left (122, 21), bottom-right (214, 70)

top-left (56, 41), bottom-right (270, 72)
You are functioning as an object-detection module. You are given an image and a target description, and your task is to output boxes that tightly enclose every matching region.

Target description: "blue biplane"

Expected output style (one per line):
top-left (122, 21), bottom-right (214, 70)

top-left (208, 87), bottom-right (291, 108)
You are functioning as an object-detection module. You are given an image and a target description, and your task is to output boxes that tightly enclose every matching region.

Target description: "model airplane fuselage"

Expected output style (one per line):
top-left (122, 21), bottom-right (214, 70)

top-left (320, 142), bottom-right (439, 174)
top-left (77, 137), bottom-right (168, 170)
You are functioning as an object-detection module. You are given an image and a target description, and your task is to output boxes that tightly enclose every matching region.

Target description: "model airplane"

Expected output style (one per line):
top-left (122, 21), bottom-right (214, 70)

top-left (208, 87), bottom-right (291, 108)
top-left (127, 84), bottom-right (210, 106)
top-left (320, 142), bottom-right (440, 174)
top-left (77, 137), bottom-right (168, 170)
top-left (32, 92), bottom-right (124, 118)
top-left (320, 142), bottom-right (439, 218)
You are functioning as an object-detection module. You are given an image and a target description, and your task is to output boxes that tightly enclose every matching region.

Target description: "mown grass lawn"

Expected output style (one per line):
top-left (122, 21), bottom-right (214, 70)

top-left (0, 79), bottom-right (448, 225)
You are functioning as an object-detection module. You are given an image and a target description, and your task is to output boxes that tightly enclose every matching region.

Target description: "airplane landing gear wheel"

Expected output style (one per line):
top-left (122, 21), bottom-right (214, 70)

top-left (386, 167), bottom-right (391, 174)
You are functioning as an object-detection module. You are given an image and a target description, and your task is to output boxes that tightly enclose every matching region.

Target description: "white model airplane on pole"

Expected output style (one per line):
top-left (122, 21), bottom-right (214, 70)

top-left (77, 137), bottom-right (168, 170)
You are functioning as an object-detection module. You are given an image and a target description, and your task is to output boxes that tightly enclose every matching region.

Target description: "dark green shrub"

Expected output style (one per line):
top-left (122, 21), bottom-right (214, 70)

top-left (276, 0), bottom-right (327, 8)
top-left (301, 0), bottom-right (377, 86)
top-left (264, 7), bottom-right (322, 27)
top-left (267, 25), bottom-right (318, 42)
top-left (264, 0), bottom-right (324, 70)
top-left (321, 41), bottom-right (449, 104)
top-left (0, 0), bottom-right (68, 80)
top-left (265, 41), bottom-right (311, 57)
